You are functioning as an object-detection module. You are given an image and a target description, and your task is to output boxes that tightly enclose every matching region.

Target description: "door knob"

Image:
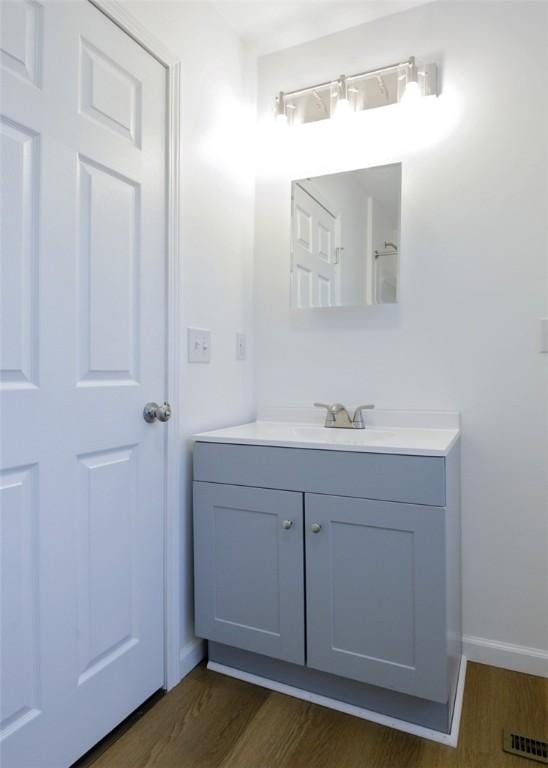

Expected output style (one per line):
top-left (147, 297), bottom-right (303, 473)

top-left (282, 520), bottom-right (293, 530)
top-left (311, 523), bottom-right (322, 534)
top-left (143, 402), bottom-right (172, 423)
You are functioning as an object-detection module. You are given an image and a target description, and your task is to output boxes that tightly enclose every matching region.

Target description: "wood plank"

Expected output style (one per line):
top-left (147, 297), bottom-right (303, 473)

top-left (75, 662), bottom-right (548, 768)
top-left (75, 664), bottom-right (269, 768)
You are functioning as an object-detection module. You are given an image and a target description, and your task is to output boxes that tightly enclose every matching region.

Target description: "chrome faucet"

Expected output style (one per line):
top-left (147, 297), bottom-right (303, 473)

top-left (314, 402), bottom-right (375, 429)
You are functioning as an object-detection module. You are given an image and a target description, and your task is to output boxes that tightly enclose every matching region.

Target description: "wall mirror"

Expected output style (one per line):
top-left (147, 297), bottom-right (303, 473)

top-left (290, 163), bottom-right (401, 308)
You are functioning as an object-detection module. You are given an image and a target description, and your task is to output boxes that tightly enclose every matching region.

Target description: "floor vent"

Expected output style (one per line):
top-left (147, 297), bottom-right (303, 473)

top-left (503, 731), bottom-right (548, 764)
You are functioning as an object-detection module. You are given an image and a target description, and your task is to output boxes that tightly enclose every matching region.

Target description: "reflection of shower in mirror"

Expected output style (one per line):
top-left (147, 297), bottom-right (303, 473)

top-left (290, 163), bottom-right (401, 308)
top-left (377, 241), bottom-right (398, 253)
top-left (374, 241), bottom-right (399, 305)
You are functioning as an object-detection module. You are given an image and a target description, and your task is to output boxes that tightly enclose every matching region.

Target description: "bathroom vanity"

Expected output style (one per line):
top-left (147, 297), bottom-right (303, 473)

top-left (193, 410), bottom-right (463, 743)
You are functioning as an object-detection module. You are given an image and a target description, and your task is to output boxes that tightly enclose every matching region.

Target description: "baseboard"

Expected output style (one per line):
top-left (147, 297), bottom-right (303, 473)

top-left (179, 639), bottom-right (206, 680)
top-left (207, 656), bottom-right (467, 748)
top-left (463, 635), bottom-right (548, 678)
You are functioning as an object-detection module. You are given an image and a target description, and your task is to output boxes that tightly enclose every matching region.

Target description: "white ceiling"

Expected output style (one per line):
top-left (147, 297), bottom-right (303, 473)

top-left (210, 0), bottom-right (433, 56)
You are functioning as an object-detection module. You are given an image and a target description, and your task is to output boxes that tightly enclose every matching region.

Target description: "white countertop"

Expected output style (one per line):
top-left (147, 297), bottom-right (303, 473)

top-left (193, 409), bottom-right (460, 457)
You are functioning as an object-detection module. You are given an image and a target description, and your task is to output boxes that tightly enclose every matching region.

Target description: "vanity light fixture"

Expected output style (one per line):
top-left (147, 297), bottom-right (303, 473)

top-left (274, 56), bottom-right (437, 126)
top-left (400, 56), bottom-right (421, 103)
top-left (275, 91), bottom-right (288, 125)
top-left (334, 74), bottom-right (352, 119)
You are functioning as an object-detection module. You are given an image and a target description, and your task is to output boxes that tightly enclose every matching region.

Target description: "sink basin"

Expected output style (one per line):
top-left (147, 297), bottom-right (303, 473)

top-left (193, 419), bottom-right (460, 456)
top-left (265, 423), bottom-right (395, 444)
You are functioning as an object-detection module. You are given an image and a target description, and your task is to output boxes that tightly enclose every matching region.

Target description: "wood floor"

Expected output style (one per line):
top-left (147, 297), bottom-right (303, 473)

top-left (76, 661), bottom-right (547, 768)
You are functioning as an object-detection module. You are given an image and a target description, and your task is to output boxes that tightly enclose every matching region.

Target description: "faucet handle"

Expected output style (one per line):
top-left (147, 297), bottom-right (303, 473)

top-left (352, 404), bottom-right (375, 429)
top-left (314, 402), bottom-right (337, 425)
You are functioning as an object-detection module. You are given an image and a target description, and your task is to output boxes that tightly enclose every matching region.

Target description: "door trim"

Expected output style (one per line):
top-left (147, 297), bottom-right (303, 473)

top-left (88, 0), bottom-right (183, 691)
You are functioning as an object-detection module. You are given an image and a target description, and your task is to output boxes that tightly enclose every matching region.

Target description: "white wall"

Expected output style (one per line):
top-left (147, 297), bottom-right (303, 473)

top-left (122, 1), bottom-right (256, 670)
top-left (255, 2), bottom-right (548, 672)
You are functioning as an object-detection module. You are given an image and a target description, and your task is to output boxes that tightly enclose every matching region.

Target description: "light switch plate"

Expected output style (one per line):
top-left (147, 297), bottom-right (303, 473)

top-left (188, 328), bottom-right (211, 363)
top-left (541, 318), bottom-right (548, 353)
top-left (236, 332), bottom-right (247, 361)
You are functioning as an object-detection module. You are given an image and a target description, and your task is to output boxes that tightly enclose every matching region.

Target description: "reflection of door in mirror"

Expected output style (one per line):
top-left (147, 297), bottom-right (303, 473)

top-left (291, 164), bottom-right (401, 308)
top-left (291, 183), bottom-right (339, 308)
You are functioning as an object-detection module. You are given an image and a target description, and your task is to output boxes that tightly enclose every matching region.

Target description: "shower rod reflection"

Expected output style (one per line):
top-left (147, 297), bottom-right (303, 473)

top-left (374, 242), bottom-right (399, 258)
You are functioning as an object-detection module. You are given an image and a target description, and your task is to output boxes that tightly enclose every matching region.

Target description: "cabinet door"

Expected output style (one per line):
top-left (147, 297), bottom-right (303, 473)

top-left (306, 493), bottom-right (448, 702)
top-left (194, 482), bottom-right (305, 664)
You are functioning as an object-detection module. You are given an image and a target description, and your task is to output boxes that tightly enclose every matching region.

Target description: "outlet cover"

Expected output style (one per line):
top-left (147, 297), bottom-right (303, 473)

top-left (236, 333), bottom-right (247, 360)
top-left (541, 318), bottom-right (548, 353)
top-left (188, 328), bottom-right (211, 363)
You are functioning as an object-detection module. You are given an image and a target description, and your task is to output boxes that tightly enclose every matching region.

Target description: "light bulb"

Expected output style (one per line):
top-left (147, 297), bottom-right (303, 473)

top-left (401, 79), bottom-right (421, 104)
top-left (400, 56), bottom-right (421, 105)
top-left (274, 90), bottom-right (289, 127)
top-left (332, 74), bottom-right (354, 120)
top-left (334, 97), bottom-right (352, 119)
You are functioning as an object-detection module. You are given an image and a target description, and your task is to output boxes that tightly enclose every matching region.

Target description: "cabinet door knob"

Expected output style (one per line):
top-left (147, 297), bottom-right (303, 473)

top-left (311, 523), bottom-right (322, 534)
top-left (282, 520), bottom-right (293, 530)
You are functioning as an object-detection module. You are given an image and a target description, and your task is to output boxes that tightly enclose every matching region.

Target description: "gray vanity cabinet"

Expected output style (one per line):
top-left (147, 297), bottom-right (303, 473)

top-left (305, 493), bottom-right (447, 702)
top-left (194, 441), bottom-right (461, 731)
top-left (193, 482), bottom-right (305, 665)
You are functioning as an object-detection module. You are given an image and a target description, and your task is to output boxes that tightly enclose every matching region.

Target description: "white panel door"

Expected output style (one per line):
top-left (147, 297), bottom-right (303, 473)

top-left (291, 184), bottom-right (337, 308)
top-left (0, 2), bottom-right (167, 766)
